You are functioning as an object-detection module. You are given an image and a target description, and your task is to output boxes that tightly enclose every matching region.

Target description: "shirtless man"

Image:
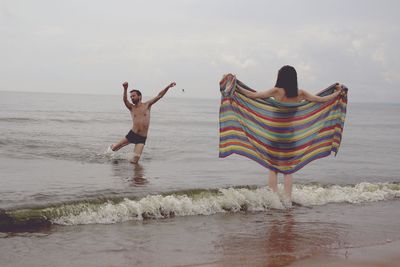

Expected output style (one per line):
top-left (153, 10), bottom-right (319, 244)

top-left (109, 81), bottom-right (176, 163)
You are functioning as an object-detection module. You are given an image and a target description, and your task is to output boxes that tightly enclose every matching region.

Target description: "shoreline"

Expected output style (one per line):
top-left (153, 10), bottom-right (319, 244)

top-left (1, 200), bottom-right (400, 267)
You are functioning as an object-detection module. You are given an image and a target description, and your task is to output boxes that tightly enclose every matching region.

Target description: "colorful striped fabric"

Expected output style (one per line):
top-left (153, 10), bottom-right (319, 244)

top-left (219, 75), bottom-right (348, 174)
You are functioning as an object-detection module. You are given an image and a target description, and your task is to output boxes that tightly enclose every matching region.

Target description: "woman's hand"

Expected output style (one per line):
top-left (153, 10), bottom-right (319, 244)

top-left (220, 73), bottom-right (235, 85)
top-left (335, 83), bottom-right (347, 96)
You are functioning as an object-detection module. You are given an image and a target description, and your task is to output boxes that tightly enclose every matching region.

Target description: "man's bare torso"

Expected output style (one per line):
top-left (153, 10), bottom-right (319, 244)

top-left (130, 102), bottom-right (151, 137)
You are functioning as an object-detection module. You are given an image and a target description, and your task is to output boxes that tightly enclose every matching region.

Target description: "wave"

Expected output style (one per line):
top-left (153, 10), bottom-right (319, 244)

top-left (1, 183), bottom-right (399, 232)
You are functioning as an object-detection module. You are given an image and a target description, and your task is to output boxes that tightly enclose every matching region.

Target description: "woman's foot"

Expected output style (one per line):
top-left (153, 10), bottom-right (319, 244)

top-left (281, 196), bottom-right (292, 209)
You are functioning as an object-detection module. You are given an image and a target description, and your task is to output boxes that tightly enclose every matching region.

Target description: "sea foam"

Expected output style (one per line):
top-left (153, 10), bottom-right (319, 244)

top-left (51, 182), bottom-right (400, 225)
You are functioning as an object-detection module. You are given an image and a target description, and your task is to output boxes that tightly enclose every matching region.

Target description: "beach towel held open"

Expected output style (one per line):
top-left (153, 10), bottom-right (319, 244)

top-left (219, 75), bottom-right (348, 174)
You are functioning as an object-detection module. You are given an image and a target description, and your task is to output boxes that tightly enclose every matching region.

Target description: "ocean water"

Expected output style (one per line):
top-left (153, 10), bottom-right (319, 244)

top-left (1, 91), bottom-right (400, 266)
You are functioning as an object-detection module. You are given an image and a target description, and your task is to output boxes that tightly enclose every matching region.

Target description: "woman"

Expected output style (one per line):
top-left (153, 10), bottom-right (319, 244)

top-left (235, 65), bottom-right (343, 202)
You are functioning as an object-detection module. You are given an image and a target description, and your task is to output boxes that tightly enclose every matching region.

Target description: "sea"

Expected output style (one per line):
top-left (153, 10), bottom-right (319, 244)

top-left (0, 90), bottom-right (400, 267)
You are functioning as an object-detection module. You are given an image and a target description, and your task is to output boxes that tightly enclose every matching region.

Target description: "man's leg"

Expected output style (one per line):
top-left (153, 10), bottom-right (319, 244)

top-left (131, 143), bottom-right (145, 164)
top-left (111, 138), bottom-right (130, 151)
top-left (268, 170), bottom-right (278, 193)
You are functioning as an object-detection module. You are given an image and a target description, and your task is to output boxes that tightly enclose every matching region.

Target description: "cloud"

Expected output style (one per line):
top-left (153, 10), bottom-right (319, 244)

top-left (32, 26), bottom-right (64, 37)
top-left (220, 54), bottom-right (257, 69)
top-left (0, 1), bottom-right (399, 102)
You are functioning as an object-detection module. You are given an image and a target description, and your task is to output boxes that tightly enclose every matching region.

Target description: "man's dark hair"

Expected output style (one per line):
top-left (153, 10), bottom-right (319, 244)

top-left (275, 65), bottom-right (298, 98)
top-left (130, 89), bottom-right (142, 96)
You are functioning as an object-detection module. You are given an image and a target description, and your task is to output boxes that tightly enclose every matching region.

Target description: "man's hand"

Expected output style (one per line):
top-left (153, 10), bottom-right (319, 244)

top-left (123, 82), bottom-right (128, 90)
top-left (168, 82), bottom-right (176, 89)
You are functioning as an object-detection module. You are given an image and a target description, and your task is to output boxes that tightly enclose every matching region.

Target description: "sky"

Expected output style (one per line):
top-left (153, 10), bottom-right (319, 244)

top-left (1, 0), bottom-right (400, 102)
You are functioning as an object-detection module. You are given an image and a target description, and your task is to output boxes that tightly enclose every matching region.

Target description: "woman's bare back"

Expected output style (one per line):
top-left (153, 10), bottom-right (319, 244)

top-left (273, 87), bottom-right (304, 103)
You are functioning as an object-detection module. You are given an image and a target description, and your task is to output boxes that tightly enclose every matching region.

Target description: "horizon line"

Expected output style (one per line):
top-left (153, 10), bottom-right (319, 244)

top-left (1, 89), bottom-right (399, 104)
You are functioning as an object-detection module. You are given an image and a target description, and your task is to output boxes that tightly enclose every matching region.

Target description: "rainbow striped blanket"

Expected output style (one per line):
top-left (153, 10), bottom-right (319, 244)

top-left (219, 75), bottom-right (348, 174)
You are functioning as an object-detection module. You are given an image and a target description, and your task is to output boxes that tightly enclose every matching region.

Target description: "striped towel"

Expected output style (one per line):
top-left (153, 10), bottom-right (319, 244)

top-left (219, 75), bottom-right (348, 174)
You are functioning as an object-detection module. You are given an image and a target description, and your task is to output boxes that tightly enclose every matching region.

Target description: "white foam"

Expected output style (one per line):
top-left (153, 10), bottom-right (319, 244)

top-left (105, 145), bottom-right (114, 155)
top-left (52, 183), bottom-right (400, 225)
top-left (293, 182), bottom-right (400, 206)
top-left (101, 146), bottom-right (132, 161)
top-left (52, 187), bottom-right (284, 225)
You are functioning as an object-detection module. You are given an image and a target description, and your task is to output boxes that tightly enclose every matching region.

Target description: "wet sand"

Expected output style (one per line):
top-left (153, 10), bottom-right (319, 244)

top-left (1, 199), bottom-right (400, 267)
top-left (291, 240), bottom-right (400, 267)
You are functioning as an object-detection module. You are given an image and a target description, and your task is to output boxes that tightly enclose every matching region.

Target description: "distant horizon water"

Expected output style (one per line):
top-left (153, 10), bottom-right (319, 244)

top-left (1, 89), bottom-right (400, 104)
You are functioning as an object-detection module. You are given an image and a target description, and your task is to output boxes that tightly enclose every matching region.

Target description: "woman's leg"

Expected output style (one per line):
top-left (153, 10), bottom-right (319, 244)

top-left (268, 170), bottom-right (278, 193)
top-left (283, 174), bottom-right (293, 200)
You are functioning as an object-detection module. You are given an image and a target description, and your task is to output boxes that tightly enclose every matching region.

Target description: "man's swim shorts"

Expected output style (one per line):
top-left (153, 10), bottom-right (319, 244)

top-left (126, 130), bottom-right (147, 144)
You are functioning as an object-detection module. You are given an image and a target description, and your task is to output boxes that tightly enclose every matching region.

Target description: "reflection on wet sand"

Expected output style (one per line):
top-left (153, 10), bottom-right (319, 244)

top-left (218, 210), bottom-right (344, 267)
top-left (265, 213), bottom-right (296, 267)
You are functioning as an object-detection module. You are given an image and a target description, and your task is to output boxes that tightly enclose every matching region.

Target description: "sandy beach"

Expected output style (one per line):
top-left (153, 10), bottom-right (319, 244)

top-left (291, 240), bottom-right (400, 267)
top-left (1, 199), bottom-right (399, 267)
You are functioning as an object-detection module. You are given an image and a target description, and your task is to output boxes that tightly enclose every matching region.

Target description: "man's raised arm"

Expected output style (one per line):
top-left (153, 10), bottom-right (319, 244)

top-left (122, 82), bottom-right (133, 110)
top-left (147, 82), bottom-right (176, 107)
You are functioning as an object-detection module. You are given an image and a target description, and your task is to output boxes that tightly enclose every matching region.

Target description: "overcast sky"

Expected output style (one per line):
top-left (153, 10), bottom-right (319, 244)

top-left (1, 0), bottom-right (400, 102)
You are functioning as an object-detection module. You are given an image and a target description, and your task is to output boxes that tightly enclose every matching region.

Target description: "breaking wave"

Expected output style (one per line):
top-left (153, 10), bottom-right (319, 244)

top-left (1, 182), bottom-right (399, 232)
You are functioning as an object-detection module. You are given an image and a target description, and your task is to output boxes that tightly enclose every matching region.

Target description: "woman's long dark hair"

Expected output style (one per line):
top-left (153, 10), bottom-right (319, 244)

top-left (275, 65), bottom-right (298, 97)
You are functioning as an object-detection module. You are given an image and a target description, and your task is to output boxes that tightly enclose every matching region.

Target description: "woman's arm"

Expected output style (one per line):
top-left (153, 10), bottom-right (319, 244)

top-left (237, 86), bottom-right (278, 99)
top-left (300, 84), bottom-right (342, 103)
